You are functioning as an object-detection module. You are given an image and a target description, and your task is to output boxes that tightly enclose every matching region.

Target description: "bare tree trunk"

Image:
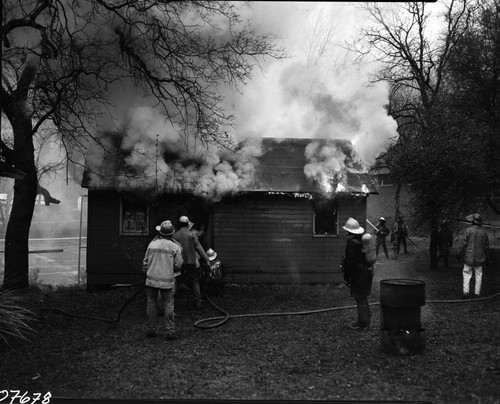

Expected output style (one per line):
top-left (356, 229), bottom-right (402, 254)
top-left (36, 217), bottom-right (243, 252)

top-left (1, 58), bottom-right (40, 290)
top-left (4, 168), bottom-right (37, 289)
top-left (3, 117), bottom-right (37, 290)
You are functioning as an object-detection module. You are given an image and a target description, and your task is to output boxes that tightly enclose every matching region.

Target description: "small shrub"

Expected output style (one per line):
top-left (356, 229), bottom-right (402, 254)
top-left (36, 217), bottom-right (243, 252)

top-left (0, 289), bottom-right (37, 348)
top-left (29, 266), bottom-right (42, 286)
top-left (71, 267), bottom-right (87, 288)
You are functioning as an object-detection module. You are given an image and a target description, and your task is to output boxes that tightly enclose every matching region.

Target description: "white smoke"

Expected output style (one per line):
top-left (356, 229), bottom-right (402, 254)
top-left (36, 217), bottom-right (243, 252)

top-left (86, 104), bottom-right (262, 202)
top-left (303, 142), bottom-right (348, 196)
top-left (225, 2), bottom-right (398, 180)
top-left (86, 2), bottom-right (399, 200)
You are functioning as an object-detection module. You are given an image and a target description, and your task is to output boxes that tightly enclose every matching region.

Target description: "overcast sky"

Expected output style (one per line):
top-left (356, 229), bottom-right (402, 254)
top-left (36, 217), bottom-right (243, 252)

top-left (224, 1), bottom-right (448, 166)
top-left (65, 1), bottom-right (451, 199)
top-left (2, 2), bottom-right (449, 201)
top-left (225, 1), bottom-right (397, 167)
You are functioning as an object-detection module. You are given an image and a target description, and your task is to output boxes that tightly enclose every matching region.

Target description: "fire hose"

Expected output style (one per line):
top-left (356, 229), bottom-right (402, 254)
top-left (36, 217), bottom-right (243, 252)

top-left (39, 283), bottom-right (146, 324)
top-left (38, 220), bottom-right (495, 326)
top-left (40, 284), bottom-right (500, 328)
top-left (195, 294), bottom-right (360, 329)
top-left (194, 291), bottom-right (500, 329)
top-left (40, 240), bottom-right (497, 328)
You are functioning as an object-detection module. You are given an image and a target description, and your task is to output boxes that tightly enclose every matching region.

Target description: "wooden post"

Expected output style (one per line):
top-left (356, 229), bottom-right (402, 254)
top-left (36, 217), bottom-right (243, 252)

top-left (77, 195), bottom-right (87, 286)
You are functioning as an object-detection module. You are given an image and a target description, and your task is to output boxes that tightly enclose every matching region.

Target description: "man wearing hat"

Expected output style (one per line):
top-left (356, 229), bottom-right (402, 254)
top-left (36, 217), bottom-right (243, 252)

top-left (201, 248), bottom-right (224, 296)
top-left (173, 215), bottom-right (211, 310)
top-left (143, 220), bottom-right (183, 339)
top-left (458, 213), bottom-right (489, 298)
top-left (374, 217), bottom-right (390, 260)
top-left (341, 217), bottom-right (374, 330)
top-left (393, 216), bottom-right (409, 257)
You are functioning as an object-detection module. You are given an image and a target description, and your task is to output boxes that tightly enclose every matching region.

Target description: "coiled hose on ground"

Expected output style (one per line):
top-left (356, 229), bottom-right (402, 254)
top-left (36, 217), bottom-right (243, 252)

top-left (40, 283), bottom-right (146, 325)
top-left (193, 291), bottom-right (500, 329)
top-left (39, 284), bottom-right (500, 329)
top-left (40, 233), bottom-right (497, 327)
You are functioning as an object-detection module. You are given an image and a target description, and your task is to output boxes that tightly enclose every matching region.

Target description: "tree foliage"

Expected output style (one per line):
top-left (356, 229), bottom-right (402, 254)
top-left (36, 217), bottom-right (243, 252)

top-left (2, 0), bottom-right (284, 153)
top-left (360, 1), bottom-right (473, 116)
top-left (361, 0), bottom-right (499, 229)
top-left (1, 0), bottom-right (284, 289)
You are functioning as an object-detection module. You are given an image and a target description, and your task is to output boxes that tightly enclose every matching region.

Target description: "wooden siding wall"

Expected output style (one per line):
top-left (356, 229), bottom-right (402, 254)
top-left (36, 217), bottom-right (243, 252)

top-left (86, 191), bottom-right (366, 286)
top-left (213, 194), bottom-right (366, 284)
top-left (86, 191), bottom-right (148, 285)
top-left (86, 192), bottom-right (211, 286)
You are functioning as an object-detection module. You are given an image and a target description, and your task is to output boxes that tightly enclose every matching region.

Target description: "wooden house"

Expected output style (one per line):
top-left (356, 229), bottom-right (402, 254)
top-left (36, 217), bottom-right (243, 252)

top-left (81, 138), bottom-right (378, 287)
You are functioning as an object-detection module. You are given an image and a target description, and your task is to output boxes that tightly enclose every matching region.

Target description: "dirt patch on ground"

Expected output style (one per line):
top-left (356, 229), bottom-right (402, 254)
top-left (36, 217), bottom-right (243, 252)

top-left (1, 243), bottom-right (499, 403)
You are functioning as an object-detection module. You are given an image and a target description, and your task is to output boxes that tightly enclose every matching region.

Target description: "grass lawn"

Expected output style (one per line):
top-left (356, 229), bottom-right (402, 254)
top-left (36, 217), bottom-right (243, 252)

top-left (1, 246), bottom-right (499, 403)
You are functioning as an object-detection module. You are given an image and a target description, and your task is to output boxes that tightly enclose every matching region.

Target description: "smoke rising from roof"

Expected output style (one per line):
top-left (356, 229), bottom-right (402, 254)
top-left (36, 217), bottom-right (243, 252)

top-left (226, 2), bottom-right (398, 179)
top-left (86, 2), bottom-right (398, 200)
top-left (304, 142), bottom-right (348, 196)
top-left (85, 103), bottom-right (263, 202)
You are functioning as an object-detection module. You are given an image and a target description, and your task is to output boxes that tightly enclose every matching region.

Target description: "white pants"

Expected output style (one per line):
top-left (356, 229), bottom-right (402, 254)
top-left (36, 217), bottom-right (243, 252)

top-left (462, 264), bottom-right (483, 295)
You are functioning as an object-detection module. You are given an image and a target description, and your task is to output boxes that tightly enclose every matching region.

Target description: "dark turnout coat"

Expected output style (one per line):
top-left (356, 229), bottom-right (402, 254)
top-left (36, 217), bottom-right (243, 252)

top-left (438, 226), bottom-right (453, 255)
top-left (459, 224), bottom-right (489, 266)
top-left (342, 233), bottom-right (374, 298)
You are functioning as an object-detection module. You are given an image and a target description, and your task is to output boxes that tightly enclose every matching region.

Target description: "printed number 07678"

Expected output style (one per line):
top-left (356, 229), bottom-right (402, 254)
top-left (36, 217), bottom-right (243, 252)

top-left (0, 390), bottom-right (52, 404)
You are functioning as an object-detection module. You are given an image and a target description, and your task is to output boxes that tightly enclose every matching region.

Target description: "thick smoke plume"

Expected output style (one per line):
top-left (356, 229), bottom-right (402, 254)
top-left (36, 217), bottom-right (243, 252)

top-left (86, 2), bottom-right (398, 200)
top-left (304, 142), bottom-right (348, 196)
top-left (86, 105), bottom-right (263, 202)
top-left (227, 2), bottom-right (399, 194)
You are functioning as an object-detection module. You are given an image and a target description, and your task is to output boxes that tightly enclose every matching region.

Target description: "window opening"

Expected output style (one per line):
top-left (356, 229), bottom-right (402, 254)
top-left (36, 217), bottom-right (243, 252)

top-left (120, 197), bottom-right (149, 235)
top-left (313, 197), bottom-right (338, 236)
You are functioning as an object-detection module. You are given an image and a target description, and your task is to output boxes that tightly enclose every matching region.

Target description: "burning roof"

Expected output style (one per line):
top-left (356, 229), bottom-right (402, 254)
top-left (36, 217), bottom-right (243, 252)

top-left (245, 138), bottom-right (378, 195)
top-left (81, 137), bottom-right (378, 198)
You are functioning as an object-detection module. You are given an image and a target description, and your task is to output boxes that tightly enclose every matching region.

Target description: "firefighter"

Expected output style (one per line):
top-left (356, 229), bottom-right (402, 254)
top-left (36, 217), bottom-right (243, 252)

top-left (341, 217), bottom-right (374, 330)
top-left (143, 220), bottom-right (183, 339)
top-left (173, 215), bottom-right (211, 310)
top-left (458, 213), bottom-right (489, 298)
top-left (201, 248), bottom-right (224, 296)
top-left (374, 217), bottom-right (390, 260)
top-left (393, 216), bottom-right (409, 258)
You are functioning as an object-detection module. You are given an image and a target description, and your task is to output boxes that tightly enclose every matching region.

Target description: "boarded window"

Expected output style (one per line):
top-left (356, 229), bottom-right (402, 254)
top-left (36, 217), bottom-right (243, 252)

top-left (120, 197), bottom-right (149, 235)
top-left (313, 197), bottom-right (338, 236)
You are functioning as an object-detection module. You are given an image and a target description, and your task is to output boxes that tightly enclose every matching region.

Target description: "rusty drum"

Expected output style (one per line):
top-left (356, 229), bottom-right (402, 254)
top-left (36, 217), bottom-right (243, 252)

top-left (380, 279), bottom-right (426, 355)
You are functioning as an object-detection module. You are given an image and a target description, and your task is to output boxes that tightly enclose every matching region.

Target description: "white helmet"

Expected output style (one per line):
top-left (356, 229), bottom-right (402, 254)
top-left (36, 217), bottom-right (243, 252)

top-left (207, 248), bottom-right (218, 261)
top-left (156, 220), bottom-right (175, 236)
top-left (343, 217), bottom-right (364, 234)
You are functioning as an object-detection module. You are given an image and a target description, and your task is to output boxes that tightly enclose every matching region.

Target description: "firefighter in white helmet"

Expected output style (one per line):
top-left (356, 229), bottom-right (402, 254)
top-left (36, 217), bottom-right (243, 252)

top-left (341, 217), bottom-right (374, 330)
top-left (374, 217), bottom-right (390, 260)
top-left (143, 220), bottom-right (183, 339)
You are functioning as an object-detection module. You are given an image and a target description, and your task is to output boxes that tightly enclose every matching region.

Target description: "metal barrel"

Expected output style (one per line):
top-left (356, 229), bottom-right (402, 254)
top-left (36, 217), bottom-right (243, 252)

top-left (380, 279), bottom-right (426, 355)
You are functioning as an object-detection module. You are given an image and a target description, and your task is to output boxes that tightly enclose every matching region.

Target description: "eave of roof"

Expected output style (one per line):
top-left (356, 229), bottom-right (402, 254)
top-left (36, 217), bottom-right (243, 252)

top-left (241, 138), bottom-right (378, 194)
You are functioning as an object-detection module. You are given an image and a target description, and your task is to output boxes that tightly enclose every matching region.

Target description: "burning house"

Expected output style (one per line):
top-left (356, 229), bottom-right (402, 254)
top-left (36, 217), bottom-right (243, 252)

top-left (81, 137), bottom-right (378, 286)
